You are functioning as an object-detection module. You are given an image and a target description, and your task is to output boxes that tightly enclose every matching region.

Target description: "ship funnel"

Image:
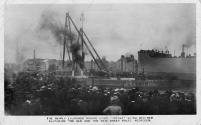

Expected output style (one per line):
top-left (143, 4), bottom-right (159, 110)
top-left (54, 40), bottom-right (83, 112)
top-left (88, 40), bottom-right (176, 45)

top-left (181, 44), bottom-right (185, 58)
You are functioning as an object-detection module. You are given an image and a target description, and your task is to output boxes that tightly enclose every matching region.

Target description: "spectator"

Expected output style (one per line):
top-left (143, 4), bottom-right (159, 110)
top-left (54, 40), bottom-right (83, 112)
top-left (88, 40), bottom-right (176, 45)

top-left (103, 96), bottom-right (122, 115)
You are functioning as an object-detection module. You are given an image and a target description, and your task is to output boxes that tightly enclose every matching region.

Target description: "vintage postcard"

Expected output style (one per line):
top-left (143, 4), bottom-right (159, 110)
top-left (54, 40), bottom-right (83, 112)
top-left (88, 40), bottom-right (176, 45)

top-left (1, 0), bottom-right (201, 125)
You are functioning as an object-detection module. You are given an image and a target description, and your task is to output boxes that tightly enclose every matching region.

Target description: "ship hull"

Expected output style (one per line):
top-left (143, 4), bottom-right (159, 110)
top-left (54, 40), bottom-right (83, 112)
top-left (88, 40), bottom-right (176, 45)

top-left (138, 53), bottom-right (196, 80)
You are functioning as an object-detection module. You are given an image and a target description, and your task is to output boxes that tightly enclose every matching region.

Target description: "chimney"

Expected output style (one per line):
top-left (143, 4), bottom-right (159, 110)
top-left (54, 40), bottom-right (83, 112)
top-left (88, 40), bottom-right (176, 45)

top-left (33, 49), bottom-right (36, 60)
top-left (121, 55), bottom-right (124, 73)
top-left (181, 44), bottom-right (185, 58)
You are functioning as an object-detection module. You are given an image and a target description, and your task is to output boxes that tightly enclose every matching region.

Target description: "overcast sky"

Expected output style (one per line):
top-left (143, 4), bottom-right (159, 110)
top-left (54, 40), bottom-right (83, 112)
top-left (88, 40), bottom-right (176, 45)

top-left (4, 4), bottom-right (196, 63)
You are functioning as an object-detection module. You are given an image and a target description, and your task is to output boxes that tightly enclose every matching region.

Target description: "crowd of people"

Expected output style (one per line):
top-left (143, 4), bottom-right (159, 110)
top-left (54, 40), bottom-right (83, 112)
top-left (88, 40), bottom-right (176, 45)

top-left (5, 71), bottom-right (196, 115)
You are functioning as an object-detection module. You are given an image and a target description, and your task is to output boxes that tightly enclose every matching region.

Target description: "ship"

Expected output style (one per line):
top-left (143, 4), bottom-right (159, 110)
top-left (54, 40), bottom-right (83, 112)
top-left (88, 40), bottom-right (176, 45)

top-left (138, 45), bottom-right (196, 80)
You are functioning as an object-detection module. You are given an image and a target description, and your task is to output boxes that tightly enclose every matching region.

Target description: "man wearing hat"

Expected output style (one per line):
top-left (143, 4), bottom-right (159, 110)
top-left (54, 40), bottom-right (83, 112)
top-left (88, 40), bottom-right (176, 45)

top-left (102, 96), bottom-right (122, 115)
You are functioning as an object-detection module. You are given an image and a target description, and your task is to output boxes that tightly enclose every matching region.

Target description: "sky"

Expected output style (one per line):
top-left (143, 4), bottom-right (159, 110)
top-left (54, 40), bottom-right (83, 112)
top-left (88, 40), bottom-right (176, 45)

top-left (4, 4), bottom-right (196, 63)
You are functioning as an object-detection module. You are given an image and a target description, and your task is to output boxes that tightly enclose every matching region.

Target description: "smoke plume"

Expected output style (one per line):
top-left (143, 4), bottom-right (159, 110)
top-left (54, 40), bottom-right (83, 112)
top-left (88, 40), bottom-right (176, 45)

top-left (38, 10), bottom-right (86, 68)
top-left (38, 10), bottom-right (76, 44)
top-left (70, 43), bottom-right (85, 69)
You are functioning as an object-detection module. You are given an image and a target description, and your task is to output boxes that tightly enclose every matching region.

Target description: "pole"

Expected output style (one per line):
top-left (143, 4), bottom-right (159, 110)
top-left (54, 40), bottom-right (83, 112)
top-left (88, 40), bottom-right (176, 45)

top-left (65, 13), bottom-right (72, 62)
top-left (80, 13), bottom-right (84, 61)
top-left (62, 14), bottom-right (67, 68)
top-left (80, 28), bottom-right (84, 64)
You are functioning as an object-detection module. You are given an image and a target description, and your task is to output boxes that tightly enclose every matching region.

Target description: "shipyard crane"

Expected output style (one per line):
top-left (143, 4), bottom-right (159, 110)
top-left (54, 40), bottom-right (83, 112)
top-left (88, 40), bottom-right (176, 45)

top-left (62, 12), bottom-right (108, 74)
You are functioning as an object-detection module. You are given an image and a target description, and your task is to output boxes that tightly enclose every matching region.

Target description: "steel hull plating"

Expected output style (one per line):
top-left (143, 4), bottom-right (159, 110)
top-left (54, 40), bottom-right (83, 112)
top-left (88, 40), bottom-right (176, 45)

top-left (138, 53), bottom-right (196, 80)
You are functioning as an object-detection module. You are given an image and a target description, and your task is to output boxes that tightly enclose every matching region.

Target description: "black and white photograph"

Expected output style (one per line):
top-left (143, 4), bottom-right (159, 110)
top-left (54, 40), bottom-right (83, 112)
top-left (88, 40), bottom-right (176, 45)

top-left (4, 3), bottom-right (197, 116)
